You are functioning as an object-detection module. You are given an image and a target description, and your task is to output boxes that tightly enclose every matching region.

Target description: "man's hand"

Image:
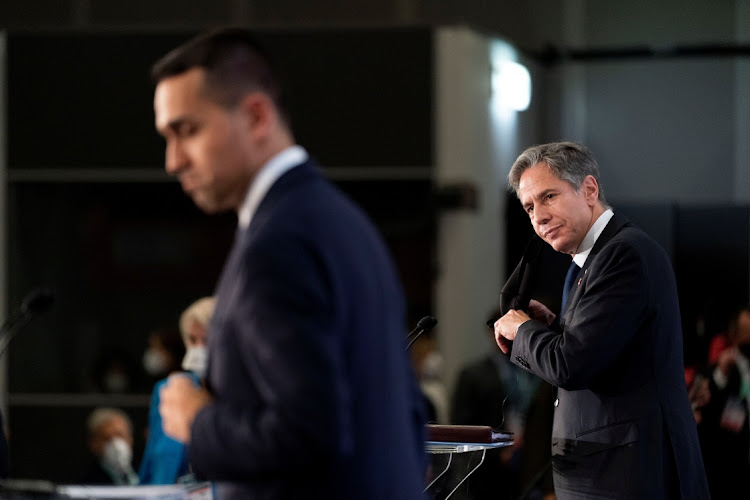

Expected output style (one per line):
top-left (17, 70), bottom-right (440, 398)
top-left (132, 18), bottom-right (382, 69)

top-left (494, 309), bottom-right (531, 354)
top-left (159, 373), bottom-right (212, 443)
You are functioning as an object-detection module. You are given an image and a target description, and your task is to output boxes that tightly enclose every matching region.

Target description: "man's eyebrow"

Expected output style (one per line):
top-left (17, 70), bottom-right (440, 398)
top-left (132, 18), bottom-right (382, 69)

top-left (166, 116), bottom-right (190, 132)
top-left (522, 188), bottom-right (558, 209)
top-left (156, 115), bottom-right (189, 135)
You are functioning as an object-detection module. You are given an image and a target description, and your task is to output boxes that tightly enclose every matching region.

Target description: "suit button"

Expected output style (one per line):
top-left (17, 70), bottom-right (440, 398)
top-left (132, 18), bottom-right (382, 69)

top-left (554, 398), bottom-right (559, 407)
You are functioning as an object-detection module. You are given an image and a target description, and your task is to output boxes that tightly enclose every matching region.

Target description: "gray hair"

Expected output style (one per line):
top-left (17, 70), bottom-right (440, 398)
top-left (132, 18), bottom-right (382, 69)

top-left (179, 296), bottom-right (217, 342)
top-left (508, 141), bottom-right (610, 209)
top-left (87, 407), bottom-right (132, 438)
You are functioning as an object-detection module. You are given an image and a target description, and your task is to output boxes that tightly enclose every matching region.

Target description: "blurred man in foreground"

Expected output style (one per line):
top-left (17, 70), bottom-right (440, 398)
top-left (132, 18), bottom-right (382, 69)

top-left (153, 27), bottom-right (427, 499)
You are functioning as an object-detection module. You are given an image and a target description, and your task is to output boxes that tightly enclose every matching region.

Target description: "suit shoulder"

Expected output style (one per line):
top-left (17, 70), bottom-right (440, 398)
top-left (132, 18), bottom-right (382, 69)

top-left (595, 224), bottom-right (675, 283)
top-left (607, 223), bottom-right (668, 257)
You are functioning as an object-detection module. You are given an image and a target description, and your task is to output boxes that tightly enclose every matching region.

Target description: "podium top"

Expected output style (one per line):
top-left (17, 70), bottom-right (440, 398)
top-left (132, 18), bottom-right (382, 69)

top-left (425, 440), bottom-right (514, 454)
top-left (425, 424), bottom-right (513, 444)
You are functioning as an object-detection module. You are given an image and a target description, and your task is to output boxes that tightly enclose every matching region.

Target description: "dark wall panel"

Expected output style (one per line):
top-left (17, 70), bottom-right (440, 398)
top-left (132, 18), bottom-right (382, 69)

top-left (8, 28), bottom-right (433, 169)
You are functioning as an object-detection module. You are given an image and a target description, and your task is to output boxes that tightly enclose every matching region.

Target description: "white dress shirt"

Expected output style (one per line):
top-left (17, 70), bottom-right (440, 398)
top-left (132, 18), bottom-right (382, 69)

top-left (572, 209), bottom-right (614, 268)
top-left (237, 145), bottom-right (309, 230)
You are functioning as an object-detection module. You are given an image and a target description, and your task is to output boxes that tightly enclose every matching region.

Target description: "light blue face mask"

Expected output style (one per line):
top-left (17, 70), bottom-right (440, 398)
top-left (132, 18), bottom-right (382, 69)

top-left (182, 346), bottom-right (208, 379)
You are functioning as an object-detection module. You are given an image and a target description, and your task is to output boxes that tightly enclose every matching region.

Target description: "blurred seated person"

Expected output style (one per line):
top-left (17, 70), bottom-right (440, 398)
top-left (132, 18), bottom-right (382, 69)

top-left (409, 331), bottom-right (448, 424)
top-left (698, 304), bottom-right (750, 499)
top-left (138, 297), bottom-right (215, 485)
top-left (142, 326), bottom-right (186, 384)
top-left (82, 407), bottom-right (138, 485)
top-left (450, 308), bottom-right (545, 500)
top-left (90, 348), bottom-right (139, 394)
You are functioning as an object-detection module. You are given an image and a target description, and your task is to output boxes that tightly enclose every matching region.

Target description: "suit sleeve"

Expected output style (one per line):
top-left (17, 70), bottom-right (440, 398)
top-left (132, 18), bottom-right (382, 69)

top-left (510, 240), bottom-right (649, 390)
top-left (189, 230), bottom-right (351, 479)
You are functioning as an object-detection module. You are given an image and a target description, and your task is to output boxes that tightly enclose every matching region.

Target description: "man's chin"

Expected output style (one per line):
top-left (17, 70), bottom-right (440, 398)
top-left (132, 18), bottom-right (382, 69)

top-left (191, 194), bottom-right (222, 214)
top-left (546, 237), bottom-right (573, 255)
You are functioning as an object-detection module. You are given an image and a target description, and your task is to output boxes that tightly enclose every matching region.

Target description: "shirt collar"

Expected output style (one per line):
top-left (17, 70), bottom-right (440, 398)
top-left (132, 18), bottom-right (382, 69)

top-left (237, 145), bottom-right (308, 229)
top-left (572, 209), bottom-right (614, 268)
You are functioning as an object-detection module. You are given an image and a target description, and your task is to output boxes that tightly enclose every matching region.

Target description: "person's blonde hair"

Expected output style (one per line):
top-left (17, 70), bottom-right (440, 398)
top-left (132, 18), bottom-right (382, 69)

top-left (179, 296), bottom-right (216, 341)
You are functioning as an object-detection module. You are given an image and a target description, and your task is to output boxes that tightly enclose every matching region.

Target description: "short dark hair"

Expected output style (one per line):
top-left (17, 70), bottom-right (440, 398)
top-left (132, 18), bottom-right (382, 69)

top-left (151, 27), bottom-right (291, 126)
top-left (508, 141), bottom-right (610, 209)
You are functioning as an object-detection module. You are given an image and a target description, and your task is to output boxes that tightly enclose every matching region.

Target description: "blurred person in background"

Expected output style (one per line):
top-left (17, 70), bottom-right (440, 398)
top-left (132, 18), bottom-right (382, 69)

top-left (90, 349), bottom-right (139, 394)
top-left (409, 331), bottom-right (448, 424)
top-left (138, 297), bottom-right (215, 485)
top-left (698, 304), bottom-right (750, 499)
top-left (81, 407), bottom-right (138, 485)
top-left (142, 326), bottom-right (185, 384)
top-left (451, 307), bottom-right (547, 500)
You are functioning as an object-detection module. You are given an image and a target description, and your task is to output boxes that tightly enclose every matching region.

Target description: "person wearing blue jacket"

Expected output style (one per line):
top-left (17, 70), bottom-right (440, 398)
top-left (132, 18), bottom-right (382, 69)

top-left (138, 297), bottom-right (214, 484)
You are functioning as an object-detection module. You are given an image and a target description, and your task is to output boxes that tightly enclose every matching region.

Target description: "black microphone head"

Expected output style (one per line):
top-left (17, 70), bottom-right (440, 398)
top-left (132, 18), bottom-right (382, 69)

top-left (20, 287), bottom-right (56, 316)
top-left (417, 315), bottom-right (437, 332)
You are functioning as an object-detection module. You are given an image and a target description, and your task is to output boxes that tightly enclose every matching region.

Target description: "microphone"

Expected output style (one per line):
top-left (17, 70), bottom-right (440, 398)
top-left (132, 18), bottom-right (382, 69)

top-left (0, 286), bottom-right (56, 357)
top-left (405, 315), bottom-right (438, 350)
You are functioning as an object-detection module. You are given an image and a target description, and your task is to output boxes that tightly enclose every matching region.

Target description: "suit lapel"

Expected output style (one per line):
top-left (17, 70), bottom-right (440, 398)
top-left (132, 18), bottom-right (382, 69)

top-left (562, 212), bottom-right (631, 319)
top-left (585, 212), bottom-right (630, 264)
top-left (212, 159), bottom-right (319, 343)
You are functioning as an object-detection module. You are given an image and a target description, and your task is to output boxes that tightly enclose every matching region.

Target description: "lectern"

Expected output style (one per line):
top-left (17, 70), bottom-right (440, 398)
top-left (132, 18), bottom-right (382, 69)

top-left (424, 425), bottom-right (514, 500)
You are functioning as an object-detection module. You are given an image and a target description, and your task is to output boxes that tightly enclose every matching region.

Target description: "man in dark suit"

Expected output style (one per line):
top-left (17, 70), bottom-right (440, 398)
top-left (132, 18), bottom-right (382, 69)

top-left (493, 142), bottom-right (709, 499)
top-left (153, 28), bottom-right (427, 499)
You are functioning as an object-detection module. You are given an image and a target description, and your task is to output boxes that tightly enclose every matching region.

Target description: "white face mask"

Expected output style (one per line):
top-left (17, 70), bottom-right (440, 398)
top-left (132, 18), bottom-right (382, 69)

top-left (182, 346), bottom-right (208, 379)
top-left (142, 348), bottom-right (168, 376)
top-left (102, 437), bottom-right (132, 474)
top-left (103, 371), bottom-right (129, 393)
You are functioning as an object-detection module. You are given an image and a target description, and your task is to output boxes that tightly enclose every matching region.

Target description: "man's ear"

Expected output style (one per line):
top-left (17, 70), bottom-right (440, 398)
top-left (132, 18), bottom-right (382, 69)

top-left (581, 175), bottom-right (600, 206)
top-left (239, 92), bottom-right (274, 139)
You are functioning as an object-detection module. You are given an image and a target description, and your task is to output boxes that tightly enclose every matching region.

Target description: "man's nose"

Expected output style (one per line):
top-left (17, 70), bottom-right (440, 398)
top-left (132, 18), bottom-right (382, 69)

top-left (165, 141), bottom-right (187, 175)
top-left (532, 205), bottom-right (551, 225)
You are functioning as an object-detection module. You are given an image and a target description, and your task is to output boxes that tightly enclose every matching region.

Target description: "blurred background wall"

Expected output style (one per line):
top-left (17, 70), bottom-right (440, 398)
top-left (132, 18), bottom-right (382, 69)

top-left (0, 0), bottom-right (748, 483)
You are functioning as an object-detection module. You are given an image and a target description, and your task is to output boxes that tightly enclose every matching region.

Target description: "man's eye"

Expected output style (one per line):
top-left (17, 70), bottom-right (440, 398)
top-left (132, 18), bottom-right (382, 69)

top-left (526, 206), bottom-right (534, 214)
top-left (176, 123), bottom-right (197, 137)
top-left (546, 193), bottom-right (555, 200)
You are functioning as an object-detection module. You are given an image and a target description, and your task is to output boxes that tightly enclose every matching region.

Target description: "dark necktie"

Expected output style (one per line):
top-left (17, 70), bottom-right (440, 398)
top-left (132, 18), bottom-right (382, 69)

top-left (561, 260), bottom-right (580, 315)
